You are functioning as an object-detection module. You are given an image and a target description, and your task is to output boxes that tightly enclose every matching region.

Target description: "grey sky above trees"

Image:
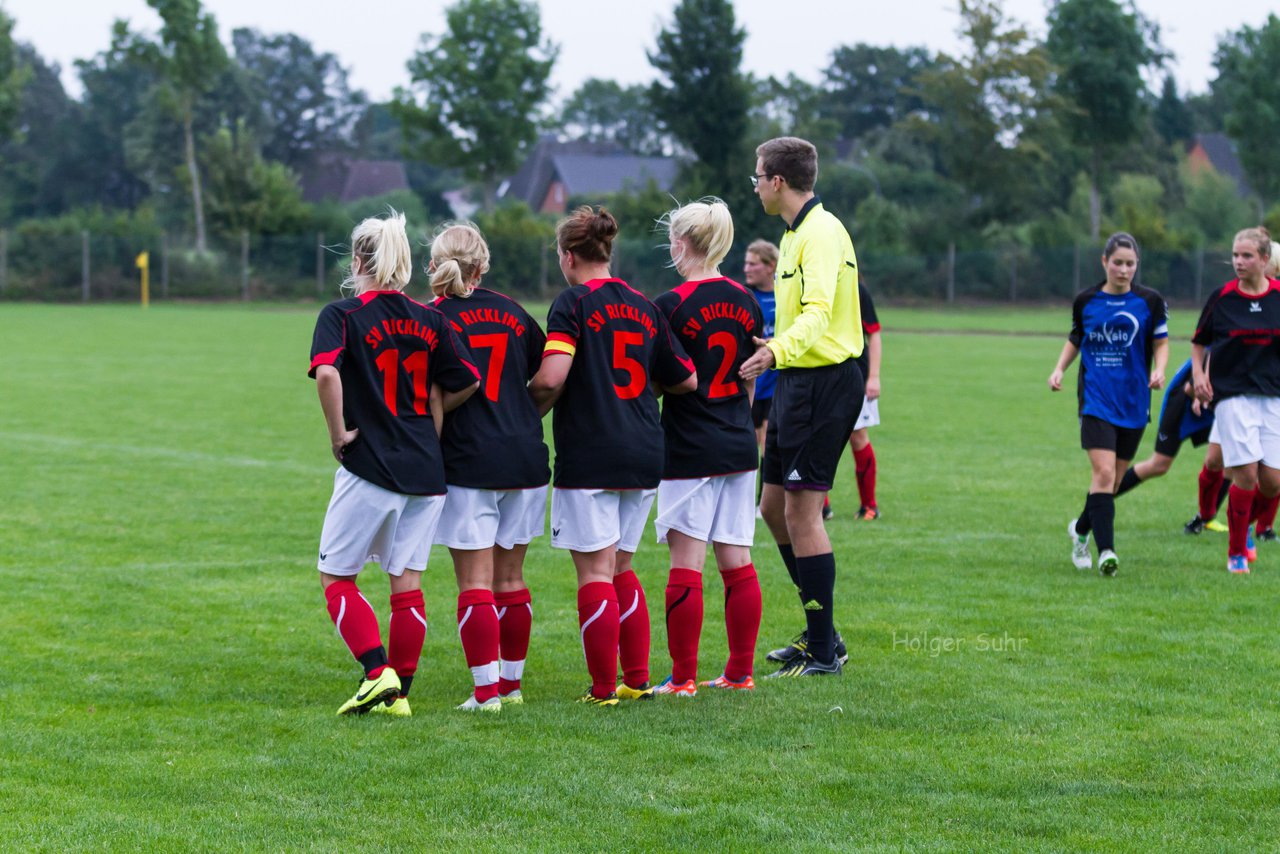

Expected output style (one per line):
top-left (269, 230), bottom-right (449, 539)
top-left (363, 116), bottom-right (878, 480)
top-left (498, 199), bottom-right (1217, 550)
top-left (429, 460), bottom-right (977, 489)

top-left (2, 0), bottom-right (1275, 105)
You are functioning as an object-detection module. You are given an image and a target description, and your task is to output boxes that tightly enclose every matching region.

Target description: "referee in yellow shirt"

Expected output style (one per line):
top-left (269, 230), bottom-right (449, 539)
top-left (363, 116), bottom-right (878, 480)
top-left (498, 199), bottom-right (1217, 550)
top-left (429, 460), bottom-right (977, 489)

top-left (740, 136), bottom-right (862, 677)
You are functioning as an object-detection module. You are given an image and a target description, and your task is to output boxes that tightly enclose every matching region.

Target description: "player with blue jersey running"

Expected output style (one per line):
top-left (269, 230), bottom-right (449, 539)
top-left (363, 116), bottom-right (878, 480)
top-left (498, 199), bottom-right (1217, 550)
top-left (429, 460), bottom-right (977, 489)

top-left (1049, 232), bottom-right (1169, 577)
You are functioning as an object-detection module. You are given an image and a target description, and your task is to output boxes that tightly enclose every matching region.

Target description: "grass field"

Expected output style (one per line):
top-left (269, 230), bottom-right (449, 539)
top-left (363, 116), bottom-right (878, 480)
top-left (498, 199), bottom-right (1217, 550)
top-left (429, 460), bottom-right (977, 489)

top-left (2, 301), bottom-right (1278, 851)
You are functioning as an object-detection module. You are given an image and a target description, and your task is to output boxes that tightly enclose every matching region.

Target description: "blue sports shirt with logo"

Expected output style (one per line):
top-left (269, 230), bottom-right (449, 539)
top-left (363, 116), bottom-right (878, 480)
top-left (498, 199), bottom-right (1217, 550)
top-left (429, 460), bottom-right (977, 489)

top-left (1068, 283), bottom-right (1168, 429)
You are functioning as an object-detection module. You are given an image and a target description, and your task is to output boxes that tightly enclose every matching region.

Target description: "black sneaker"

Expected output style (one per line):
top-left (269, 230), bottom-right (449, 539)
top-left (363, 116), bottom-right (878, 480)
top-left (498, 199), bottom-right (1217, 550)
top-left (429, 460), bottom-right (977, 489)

top-left (1258, 527), bottom-right (1277, 543)
top-left (1184, 515), bottom-right (1205, 535)
top-left (822, 502), bottom-right (834, 521)
top-left (767, 630), bottom-right (848, 665)
top-left (766, 653), bottom-right (843, 678)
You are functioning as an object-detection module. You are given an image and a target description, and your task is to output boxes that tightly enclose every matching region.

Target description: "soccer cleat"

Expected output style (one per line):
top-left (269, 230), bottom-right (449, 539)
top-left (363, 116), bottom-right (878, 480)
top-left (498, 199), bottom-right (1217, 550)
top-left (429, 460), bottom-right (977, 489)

top-left (856, 506), bottom-right (880, 521)
top-left (654, 676), bottom-right (697, 697)
top-left (766, 654), bottom-right (843, 678)
top-left (699, 673), bottom-right (755, 691)
top-left (372, 696), bottom-right (412, 717)
top-left (1246, 528), bottom-right (1257, 562)
top-left (1183, 515), bottom-right (1205, 535)
top-left (1098, 549), bottom-right (1119, 577)
top-left (767, 630), bottom-right (848, 665)
top-left (499, 689), bottom-right (524, 705)
top-left (1205, 519), bottom-right (1228, 533)
top-left (336, 667), bottom-right (402, 716)
top-left (821, 501), bottom-right (834, 521)
top-left (577, 689), bottom-right (619, 707)
top-left (615, 681), bottom-right (655, 701)
top-left (1227, 555), bottom-right (1251, 574)
top-left (1068, 519), bottom-right (1092, 570)
top-left (1259, 527), bottom-right (1278, 543)
top-left (456, 695), bottom-right (502, 713)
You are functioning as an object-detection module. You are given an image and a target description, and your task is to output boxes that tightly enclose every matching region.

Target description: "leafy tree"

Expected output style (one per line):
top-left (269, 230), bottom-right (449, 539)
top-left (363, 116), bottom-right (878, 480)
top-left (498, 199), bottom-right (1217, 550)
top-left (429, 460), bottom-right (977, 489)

top-left (231, 29), bottom-right (366, 172)
top-left (1153, 75), bottom-right (1193, 145)
top-left (819, 44), bottom-right (935, 141)
top-left (1212, 14), bottom-right (1280, 202)
top-left (0, 6), bottom-right (28, 142)
top-left (201, 120), bottom-right (308, 240)
top-left (393, 0), bottom-right (557, 211)
top-left (561, 78), bottom-right (666, 155)
top-left (144, 0), bottom-right (231, 252)
top-left (747, 74), bottom-right (838, 158)
top-left (1172, 161), bottom-right (1252, 247)
top-left (648, 0), bottom-right (750, 197)
top-left (352, 102), bottom-right (456, 220)
top-left (913, 0), bottom-right (1058, 235)
top-left (1046, 0), bottom-right (1163, 239)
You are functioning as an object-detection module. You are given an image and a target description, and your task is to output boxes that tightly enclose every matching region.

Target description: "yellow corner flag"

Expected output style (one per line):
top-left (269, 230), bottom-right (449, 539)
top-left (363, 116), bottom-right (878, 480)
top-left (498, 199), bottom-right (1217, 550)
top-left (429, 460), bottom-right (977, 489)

top-left (136, 251), bottom-right (150, 308)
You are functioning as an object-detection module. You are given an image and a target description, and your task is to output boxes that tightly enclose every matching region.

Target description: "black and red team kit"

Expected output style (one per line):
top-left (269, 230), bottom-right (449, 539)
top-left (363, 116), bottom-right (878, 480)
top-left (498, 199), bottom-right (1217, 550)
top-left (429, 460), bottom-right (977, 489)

top-left (653, 277), bottom-right (764, 479)
top-left (544, 278), bottom-right (695, 490)
top-left (1192, 279), bottom-right (1280, 401)
top-left (433, 287), bottom-right (551, 490)
top-left (309, 290), bottom-right (480, 495)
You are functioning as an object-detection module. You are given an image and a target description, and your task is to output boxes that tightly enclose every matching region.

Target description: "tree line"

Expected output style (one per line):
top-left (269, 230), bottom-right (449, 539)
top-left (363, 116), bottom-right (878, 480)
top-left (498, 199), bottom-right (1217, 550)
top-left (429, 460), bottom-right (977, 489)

top-left (0, 0), bottom-right (1277, 297)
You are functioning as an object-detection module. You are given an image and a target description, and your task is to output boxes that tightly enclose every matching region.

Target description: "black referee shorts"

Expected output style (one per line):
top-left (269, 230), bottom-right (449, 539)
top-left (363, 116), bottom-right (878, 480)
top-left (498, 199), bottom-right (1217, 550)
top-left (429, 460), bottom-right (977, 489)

top-left (751, 396), bottom-right (773, 429)
top-left (762, 359), bottom-right (862, 491)
top-left (1153, 385), bottom-right (1211, 457)
top-left (1080, 415), bottom-right (1145, 462)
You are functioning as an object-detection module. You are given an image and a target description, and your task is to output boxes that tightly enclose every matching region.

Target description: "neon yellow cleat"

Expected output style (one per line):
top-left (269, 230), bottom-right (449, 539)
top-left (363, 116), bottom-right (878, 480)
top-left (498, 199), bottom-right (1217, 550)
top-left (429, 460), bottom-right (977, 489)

top-left (372, 696), bottom-right (412, 717)
top-left (498, 689), bottom-right (524, 705)
top-left (615, 681), bottom-right (655, 701)
top-left (577, 689), bottom-right (619, 707)
top-left (1205, 519), bottom-right (1228, 533)
top-left (336, 668), bottom-right (401, 716)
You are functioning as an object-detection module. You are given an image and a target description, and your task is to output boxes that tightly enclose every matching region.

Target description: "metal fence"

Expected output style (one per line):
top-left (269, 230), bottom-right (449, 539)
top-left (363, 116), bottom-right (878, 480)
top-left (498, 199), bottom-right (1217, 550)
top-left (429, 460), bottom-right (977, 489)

top-left (0, 228), bottom-right (1237, 306)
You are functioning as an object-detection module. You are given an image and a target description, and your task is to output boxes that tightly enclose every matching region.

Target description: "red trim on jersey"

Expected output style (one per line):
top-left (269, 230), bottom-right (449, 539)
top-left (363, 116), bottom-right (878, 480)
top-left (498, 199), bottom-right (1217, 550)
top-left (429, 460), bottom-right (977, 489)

top-left (547, 331), bottom-right (578, 348)
top-left (863, 321), bottom-right (882, 334)
top-left (309, 348), bottom-right (342, 371)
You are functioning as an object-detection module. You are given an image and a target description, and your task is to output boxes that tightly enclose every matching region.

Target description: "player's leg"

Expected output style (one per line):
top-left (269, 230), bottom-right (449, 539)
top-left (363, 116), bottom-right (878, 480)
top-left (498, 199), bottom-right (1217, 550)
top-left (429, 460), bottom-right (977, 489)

top-left (613, 488), bottom-right (658, 699)
top-left (377, 569), bottom-right (425, 717)
top-left (848, 400), bottom-right (879, 520)
top-left (659, 530), bottom-right (706, 696)
top-left (1086, 446), bottom-right (1120, 575)
top-left (450, 548), bottom-right (501, 712)
top-left (1255, 401), bottom-right (1280, 542)
top-left (708, 539), bottom-right (759, 689)
top-left (493, 544), bottom-right (532, 703)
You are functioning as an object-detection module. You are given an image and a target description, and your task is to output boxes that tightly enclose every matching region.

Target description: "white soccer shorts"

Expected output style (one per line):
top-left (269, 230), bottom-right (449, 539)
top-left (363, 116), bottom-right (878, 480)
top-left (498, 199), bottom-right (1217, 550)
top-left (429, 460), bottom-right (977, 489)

top-left (434, 485), bottom-right (548, 550)
top-left (550, 488), bottom-right (656, 553)
top-left (317, 467), bottom-right (446, 577)
top-left (1213, 395), bottom-right (1280, 469)
top-left (655, 471), bottom-right (756, 546)
top-left (854, 396), bottom-right (880, 431)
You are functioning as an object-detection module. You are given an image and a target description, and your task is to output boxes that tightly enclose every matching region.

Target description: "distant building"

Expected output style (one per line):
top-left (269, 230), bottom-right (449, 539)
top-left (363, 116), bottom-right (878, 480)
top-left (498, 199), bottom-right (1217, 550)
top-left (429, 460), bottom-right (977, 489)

top-left (500, 136), bottom-right (678, 214)
top-left (301, 156), bottom-right (410, 203)
top-left (1187, 133), bottom-right (1252, 199)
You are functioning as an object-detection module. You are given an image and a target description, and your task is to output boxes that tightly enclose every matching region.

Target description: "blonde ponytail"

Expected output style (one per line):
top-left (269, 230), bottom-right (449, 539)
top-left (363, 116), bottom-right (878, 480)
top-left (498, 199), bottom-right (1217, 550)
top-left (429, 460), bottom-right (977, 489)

top-left (429, 223), bottom-right (491, 298)
top-left (343, 209), bottom-right (413, 294)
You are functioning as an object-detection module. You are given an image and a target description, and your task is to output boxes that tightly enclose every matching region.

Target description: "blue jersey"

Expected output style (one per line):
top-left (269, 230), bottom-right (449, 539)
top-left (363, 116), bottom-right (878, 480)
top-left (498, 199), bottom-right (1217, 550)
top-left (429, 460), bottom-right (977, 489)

top-left (1160, 358), bottom-right (1214, 441)
top-left (750, 286), bottom-right (777, 400)
top-left (1068, 283), bottom-right (1168, 429)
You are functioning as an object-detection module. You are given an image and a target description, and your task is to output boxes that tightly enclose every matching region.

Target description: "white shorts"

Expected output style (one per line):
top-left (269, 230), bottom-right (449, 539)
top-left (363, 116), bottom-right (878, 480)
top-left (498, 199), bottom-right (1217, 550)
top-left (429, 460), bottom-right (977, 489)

top-left (434, 485), bottom-right (548, 550)
top-left (317, 467), bottom-right (446, 577)
top-left (655, 471), bottom-right (756, 546)
top-left (1213, 395), bottom-right (1280, 469)
top-left (550, 488), bottom-right (656, 553)
top-left (854, 396), bottom-right (880, 431)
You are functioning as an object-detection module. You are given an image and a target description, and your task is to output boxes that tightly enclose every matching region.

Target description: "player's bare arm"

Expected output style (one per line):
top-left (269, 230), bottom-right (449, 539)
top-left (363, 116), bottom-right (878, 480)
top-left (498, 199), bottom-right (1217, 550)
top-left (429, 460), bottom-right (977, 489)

top-left (529, 352), bottom-right (571, 416)
top-left (314, 364), bottom-right (358, 462)
top-left (865, 329), bottom-right (882, 400)
top-left (1048, 341), bottom-right (1079, 391)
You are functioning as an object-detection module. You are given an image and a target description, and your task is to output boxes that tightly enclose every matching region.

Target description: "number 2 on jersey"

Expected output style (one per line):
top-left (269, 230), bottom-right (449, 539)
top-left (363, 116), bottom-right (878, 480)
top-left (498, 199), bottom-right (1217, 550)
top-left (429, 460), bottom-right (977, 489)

top-left (468, 333), bottom-right (508, 402)
top-left (706, 331), bottom-right (740, 399)
top-left (374, 349), bottom-right (429, 415)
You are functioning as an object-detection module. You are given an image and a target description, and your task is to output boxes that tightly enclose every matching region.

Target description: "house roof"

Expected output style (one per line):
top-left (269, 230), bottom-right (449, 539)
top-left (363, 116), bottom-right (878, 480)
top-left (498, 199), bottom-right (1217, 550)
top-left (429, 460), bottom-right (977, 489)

top-left (500, 136), bottom-right (677, 207)
top-left (301, 157), bottom-right (410, 203)
top-left (1191, 133), bottom-right (1251, 198)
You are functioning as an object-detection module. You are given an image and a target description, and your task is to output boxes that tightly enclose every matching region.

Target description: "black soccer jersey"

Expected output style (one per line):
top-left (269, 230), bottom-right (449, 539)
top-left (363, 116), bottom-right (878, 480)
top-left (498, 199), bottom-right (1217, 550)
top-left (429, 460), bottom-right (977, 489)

top-left (1192, 279), bottom-right (1280, 402)
top-left (544, 278), bottom-right (695, 489)
top-left (433, 288), bottom-right (551, 490)
top-left (309, 290), bottom-right (480, 495)
top-left (854, 282), bottom-right (881, 381)
top-left (654, 277), bottom-right (762, 479)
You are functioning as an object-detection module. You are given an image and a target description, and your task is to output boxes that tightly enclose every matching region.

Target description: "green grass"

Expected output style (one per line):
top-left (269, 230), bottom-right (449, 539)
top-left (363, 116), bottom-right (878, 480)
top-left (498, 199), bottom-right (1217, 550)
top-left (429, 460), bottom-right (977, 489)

top-left (2, 302), bottom-right (1278, 851)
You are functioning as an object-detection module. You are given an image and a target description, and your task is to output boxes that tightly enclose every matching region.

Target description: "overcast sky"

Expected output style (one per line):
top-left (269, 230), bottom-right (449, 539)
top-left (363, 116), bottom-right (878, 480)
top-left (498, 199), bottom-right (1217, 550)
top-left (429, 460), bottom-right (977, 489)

top-left (3, 0), bottom-right (1275, 103)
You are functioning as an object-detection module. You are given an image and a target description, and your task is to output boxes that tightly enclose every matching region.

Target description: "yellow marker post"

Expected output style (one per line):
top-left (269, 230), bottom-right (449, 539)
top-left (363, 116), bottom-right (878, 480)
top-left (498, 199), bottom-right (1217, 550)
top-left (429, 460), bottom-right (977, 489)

top-left (136, 251), bottom-right (150, 308)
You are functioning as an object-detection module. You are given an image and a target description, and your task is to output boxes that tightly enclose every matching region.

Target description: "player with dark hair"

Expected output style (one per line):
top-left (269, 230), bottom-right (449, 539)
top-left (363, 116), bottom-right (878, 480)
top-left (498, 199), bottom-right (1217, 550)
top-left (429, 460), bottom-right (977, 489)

top-left (1191, 227), bottom-right (1280, 573)
top-left (1049, 232), bottom-right (1168, 577)
top-left (652, 199), bottom-right (764, 696)
top-left (743, 239), bottom-right (779, 455)
top-left (530, 205), bottom-right (696, 706)
top-left (429, 223), bottom-right (550, 713)
top-left (309, 211), bottom-right (479, 716)
top-left (740, 136), bottom-right (863, 677)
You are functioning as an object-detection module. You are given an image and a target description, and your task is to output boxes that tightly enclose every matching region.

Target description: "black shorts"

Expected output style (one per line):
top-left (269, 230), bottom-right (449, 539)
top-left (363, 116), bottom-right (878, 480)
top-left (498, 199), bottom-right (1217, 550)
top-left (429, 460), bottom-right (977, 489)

top-left (1080, 415), bottom-right (1145, 461)
top-left (763, 360), bottom-right (863, 491)
top-left (1153, 385), bottom-right (1212, 457)
top-left (751, 396), bottom-right (773, 428)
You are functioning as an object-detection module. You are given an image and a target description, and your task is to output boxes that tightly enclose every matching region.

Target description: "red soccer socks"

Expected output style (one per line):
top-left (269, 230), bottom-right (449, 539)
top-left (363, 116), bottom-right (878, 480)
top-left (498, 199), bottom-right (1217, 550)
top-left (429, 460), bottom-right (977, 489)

top-left (854, 443), bottom-right (878, 510)
top-left (495, 587), bottom-right (532, 695)
top-left (1228, 485), bottom-right (1257, 558)
top-left (578, 582), bottom-right (619, 700)
top-left (324, 580), bottom-right (387, 677)
top-left (387, 589), bottom-right (426, 697)
top-left (613, 570), bottom-right (650, 689)
top-left (721, 563), bottom-right (762, 682)
top-left (1199, 465), bottom-right (1226, 522)
top-left (664, 568), bottom-right (703, 684)
top-left (457, 589), bottom-right (500, 703)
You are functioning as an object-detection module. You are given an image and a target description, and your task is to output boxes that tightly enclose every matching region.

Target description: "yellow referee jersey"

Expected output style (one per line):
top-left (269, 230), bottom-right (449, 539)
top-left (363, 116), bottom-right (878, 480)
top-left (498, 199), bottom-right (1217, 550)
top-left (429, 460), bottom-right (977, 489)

top-left (764, 198), bottom-right (863, 369)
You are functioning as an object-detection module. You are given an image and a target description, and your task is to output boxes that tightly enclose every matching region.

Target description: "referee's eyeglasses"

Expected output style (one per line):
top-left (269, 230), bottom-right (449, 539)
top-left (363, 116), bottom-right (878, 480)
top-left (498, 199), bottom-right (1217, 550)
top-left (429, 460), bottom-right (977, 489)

top-left (749, 173), bottom-right (773, 189)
